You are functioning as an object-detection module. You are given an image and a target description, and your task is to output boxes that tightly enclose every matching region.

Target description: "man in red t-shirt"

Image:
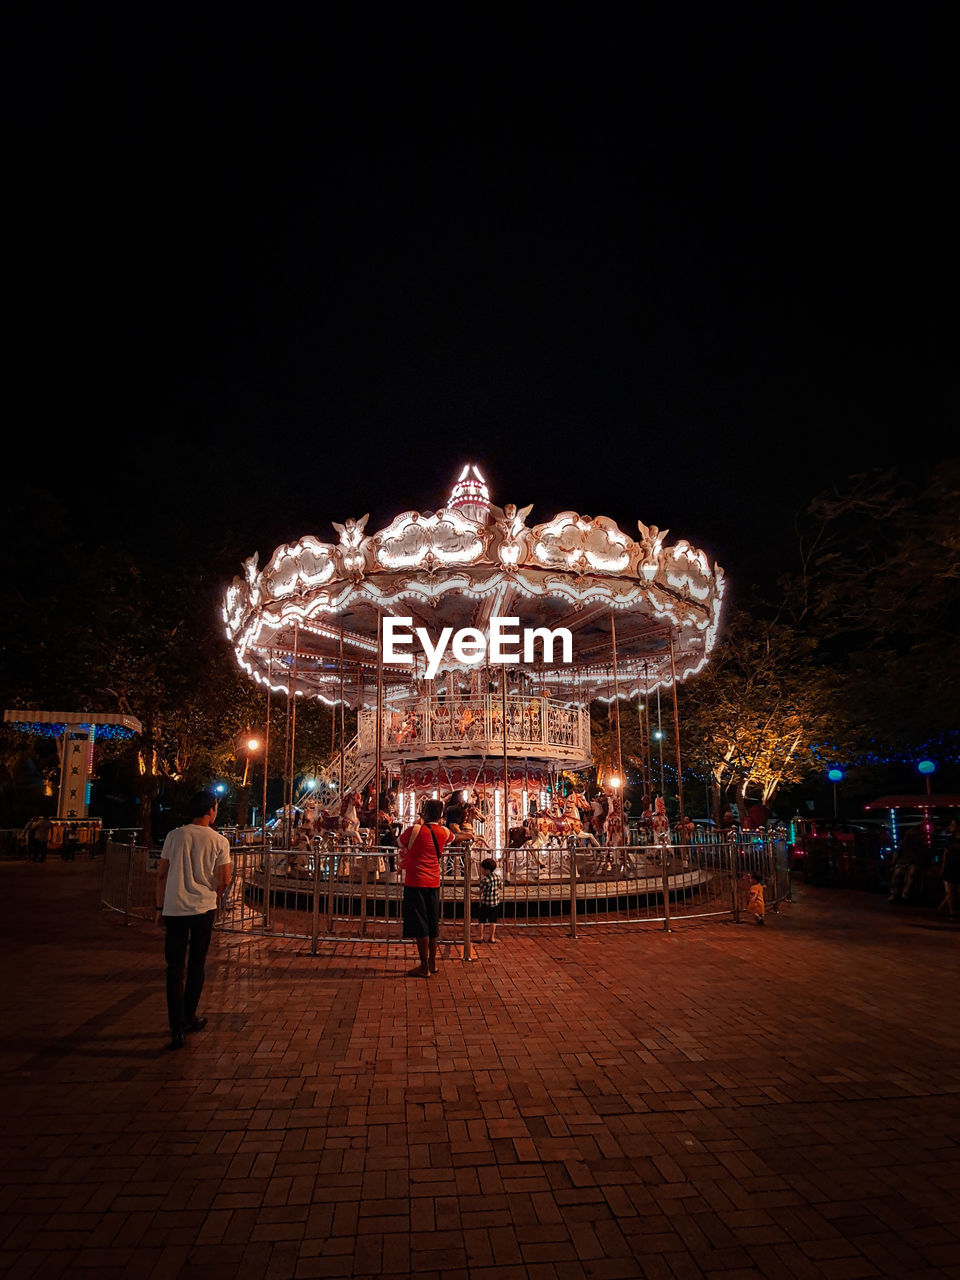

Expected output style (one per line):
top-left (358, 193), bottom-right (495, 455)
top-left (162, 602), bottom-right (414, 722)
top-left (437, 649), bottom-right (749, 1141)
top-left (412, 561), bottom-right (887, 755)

top-left (398, 798), bottom-right (451, 977)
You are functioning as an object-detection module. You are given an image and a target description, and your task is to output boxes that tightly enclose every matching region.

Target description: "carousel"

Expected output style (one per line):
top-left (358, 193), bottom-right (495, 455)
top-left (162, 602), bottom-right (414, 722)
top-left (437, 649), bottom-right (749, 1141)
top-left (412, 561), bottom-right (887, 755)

top-left (223, 464), bottom-right (725, 899)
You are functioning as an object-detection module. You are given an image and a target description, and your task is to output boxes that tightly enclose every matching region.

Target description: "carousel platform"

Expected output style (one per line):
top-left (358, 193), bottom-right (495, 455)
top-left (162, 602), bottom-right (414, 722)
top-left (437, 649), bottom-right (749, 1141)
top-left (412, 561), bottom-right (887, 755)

top-left (240, 864), bottom-right (714, 918)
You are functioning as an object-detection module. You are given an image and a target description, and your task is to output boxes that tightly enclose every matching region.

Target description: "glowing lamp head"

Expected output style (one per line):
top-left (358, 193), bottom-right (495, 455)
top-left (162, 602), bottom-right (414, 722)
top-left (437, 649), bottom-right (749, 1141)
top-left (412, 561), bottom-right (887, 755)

top-left (304, 778), bottom-right (317, 790)
top-left (918, 759), bottom-right (936, 775)
top-left (246, 737), bottom-right (261, 752)
top-left (609, 776), bottom-right (621, 789)
top-left (214, 783), bottom-right (226, 795)
top-left (827, 768), bottom-right (844, 783)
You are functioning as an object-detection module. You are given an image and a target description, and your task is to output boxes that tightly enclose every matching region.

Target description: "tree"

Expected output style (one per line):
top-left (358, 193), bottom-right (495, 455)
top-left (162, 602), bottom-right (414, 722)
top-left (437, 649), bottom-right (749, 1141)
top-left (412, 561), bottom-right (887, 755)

top-left (677, 607), bottom-right (849, 820)
top-left (797, 460), bottom-right (960, 748)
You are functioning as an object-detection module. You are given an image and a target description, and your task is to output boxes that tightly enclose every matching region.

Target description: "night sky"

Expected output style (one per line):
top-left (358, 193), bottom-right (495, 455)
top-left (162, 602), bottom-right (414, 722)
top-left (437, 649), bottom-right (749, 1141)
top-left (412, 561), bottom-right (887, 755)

top-left (9, 7), bottom-right (955, 597)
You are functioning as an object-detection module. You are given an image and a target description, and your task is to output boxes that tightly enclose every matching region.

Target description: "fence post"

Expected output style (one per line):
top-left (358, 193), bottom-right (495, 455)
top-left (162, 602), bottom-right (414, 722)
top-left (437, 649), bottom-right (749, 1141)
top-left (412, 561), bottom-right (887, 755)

top-left (239, 846), bottom-right (247, 930)
top-left (569, 846), bottom-right (578, 939)
top-left (661, 844), bottom-right (672, 932)
top-left (729, 837), bottom-right (740, 922)
top-left (123, 841), bottom-right (135, 926)
top-left (311, 846), bottom-right (322, 955)
top-left (767, 835), bottom-right (779, 914)
top-left (100, 841), bottom-right (111, 908)
top-left (360, 857), bottom-right (369, 936)
top-left (462, 841), bottom-right (473, 961)
top-left (327, 848), bottom-right (336, 934)
top-left (263, 842), bottom-right (273, 930)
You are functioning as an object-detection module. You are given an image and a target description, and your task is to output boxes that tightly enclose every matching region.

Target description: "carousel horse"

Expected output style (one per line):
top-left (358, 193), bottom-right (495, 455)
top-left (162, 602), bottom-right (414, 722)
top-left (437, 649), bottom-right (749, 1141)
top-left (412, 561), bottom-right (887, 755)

top-left (506, 820), bottom-right (551, 882)
top-left (444, 808), bottom-right (486, 878)
top-left (457, 803), bottom-right (488, 850)
top-left (339, 791), bottom-right (362, 841)
top-left (555, 793), bottom-right (602, 848)
top-left (651, 796), bottom-right (672, 845)
top-left (300, 798), bottom-right (319, 841)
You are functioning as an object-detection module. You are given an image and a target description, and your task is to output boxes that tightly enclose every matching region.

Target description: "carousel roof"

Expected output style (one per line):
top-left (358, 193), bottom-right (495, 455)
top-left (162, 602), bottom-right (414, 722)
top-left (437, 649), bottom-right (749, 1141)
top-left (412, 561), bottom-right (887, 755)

top-left (224, 465), bottom-right (726, 706)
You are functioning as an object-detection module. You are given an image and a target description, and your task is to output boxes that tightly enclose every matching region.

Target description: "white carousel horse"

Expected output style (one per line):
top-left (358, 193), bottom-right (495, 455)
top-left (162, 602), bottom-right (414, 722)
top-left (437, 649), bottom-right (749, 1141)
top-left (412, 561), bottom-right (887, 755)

top-left (339, 792), bottom-right (362, 843)
top-left (507, 822), bottom-right (552, 882)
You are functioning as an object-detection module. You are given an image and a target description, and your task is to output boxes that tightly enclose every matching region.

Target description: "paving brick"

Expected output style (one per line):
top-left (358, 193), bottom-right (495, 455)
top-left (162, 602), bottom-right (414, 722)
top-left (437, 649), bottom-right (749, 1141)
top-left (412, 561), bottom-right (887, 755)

top-left (2, 866), bottom-right (959, 1280)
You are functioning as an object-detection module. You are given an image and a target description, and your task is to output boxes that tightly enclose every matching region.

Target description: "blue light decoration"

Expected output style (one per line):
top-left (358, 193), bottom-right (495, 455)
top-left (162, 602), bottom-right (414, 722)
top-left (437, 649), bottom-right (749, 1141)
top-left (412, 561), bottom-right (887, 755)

top-left (918, 759), bottom-right (936, 775)
top-left (827, 768), bottom-right (844, 783)
top-left (812, 730), bottom-right (960, 770)
top-left (6, 720), bottom-right (138, 741)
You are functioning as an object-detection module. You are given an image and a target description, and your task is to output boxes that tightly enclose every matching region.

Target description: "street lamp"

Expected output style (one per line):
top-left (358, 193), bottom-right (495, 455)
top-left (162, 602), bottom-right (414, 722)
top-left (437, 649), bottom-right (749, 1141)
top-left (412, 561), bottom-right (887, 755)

top-left (235, 731), bottom-right (264, 828)
top-left (241, 736), bottom-right (261, 788)
top-left (918, 758), bottom-right (936, 796)
top-left (827, 767), bottom-right (844, 818)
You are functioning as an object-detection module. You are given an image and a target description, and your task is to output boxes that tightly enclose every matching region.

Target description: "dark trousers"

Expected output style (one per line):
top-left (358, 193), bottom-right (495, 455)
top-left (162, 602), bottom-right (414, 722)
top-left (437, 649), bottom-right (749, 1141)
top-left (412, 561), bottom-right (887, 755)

top-left (164, 910), bottom-right (215, 1033)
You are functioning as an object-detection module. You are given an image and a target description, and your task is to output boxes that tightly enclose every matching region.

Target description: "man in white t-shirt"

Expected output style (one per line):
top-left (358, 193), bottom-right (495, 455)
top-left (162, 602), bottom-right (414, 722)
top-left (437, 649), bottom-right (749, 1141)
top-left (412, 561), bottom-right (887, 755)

top-left (155, 791), bottom-right (232, 1049)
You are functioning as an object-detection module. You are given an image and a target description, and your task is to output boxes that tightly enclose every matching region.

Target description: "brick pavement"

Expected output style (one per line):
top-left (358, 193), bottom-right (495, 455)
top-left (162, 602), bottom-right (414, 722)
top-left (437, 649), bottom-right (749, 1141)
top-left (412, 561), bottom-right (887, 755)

top-left (0, 860), bottom-right (958, 1280)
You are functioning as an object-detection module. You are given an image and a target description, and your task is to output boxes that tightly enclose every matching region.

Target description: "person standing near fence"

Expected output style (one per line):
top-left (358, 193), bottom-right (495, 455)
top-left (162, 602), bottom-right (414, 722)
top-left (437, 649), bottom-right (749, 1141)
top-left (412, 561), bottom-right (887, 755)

top-left (30, 815), bottom-right (52, 862)
top-left (155, 790), bottom-right (232, 1049)
top-left (397, 798), bottom-right (451, 978)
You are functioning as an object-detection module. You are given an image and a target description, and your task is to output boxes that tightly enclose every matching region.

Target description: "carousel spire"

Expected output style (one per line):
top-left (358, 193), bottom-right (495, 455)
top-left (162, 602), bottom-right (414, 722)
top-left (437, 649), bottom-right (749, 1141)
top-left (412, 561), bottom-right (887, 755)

top-left (447, 463), bottom-right (490, 524)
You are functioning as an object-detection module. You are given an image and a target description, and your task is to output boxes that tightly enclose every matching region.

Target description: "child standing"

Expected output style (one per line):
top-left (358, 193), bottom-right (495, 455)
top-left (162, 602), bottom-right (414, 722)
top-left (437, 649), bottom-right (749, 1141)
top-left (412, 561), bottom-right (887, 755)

top-left (747, 871), bottom-right (765, 925)
top-left (477, 857), bottom-right (503, 943)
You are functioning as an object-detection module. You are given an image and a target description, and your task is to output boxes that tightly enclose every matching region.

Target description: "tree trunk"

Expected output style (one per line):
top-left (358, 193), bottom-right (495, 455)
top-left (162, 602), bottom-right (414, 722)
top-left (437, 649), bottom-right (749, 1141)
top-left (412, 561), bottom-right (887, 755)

top-left (734, 778), bottom-right (750, 826)
top-left (709, 780), bottom-right (724, 826)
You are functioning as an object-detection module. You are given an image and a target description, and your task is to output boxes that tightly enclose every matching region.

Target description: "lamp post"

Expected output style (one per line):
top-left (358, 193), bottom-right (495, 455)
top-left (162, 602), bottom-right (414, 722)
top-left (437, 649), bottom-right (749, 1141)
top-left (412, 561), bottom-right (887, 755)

top-left (918, 758), bottom-right (935, 797)
top-left (241, 735), bottom-right (262, 788)
top-left (827, 768), bottom-right (844, 819)
top-left (236, 732), bottom-right (263, 829)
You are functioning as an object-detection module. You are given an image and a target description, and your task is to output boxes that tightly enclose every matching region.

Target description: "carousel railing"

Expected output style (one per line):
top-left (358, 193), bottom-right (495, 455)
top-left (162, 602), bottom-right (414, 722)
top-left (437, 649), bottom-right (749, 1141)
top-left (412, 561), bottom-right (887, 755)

top-left (356, 695), bottom-right (590, 759)
top-left (100, 834), bottom-right (786, 941)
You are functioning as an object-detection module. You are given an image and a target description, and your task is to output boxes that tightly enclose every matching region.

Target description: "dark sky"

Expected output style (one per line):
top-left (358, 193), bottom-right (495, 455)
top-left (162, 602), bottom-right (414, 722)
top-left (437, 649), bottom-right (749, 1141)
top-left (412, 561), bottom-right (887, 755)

top-left (8, 7), bottom-right (955, 595)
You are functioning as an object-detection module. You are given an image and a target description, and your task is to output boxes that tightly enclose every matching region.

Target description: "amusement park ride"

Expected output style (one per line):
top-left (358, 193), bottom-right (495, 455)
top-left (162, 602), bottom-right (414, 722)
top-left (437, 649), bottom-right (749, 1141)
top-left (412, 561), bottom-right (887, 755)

top-left (224, 464), bottom-right (725, 870)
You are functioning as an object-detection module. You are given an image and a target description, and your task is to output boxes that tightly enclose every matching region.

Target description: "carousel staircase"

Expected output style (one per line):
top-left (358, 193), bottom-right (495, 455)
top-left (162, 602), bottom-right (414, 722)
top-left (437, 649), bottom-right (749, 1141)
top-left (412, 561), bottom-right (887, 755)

top-left (316, 734), bottom-right (375, 798)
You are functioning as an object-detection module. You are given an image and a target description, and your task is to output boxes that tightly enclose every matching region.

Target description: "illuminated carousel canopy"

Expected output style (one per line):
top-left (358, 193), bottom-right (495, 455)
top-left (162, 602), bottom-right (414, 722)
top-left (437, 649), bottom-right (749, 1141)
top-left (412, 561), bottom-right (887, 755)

top-left (224, 464), bottom-right (725, 707)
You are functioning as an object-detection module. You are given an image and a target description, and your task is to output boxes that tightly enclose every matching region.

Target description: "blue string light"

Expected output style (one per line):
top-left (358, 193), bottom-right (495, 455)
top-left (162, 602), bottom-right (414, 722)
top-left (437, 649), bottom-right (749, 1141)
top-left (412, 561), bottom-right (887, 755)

top-left (4, 721), bottom-right (138, 741)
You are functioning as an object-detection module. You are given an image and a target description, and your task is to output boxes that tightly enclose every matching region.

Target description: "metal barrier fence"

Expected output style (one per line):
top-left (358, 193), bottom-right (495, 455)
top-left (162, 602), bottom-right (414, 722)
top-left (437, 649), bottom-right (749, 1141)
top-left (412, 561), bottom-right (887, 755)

top-left (101, 835), bottom-right (787, 941)
top-left (100, 842), bottom-right (161, 922)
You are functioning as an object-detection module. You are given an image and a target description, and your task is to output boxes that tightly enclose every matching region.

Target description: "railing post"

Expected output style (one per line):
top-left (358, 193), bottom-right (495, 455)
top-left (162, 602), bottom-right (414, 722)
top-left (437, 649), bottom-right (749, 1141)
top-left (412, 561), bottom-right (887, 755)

top-left (729, 837), bottom-right (740, 922)
top-left (661, 844), bottom-right (672, 932)
top-left (123, 842), bottom-right (135, 926)
top-left (263, 839), bottom-right (273, 929)
top-left (239, 846), bottom-right (247, 930)
top-left (310, 846), bottom-right (322, 955)
top-left (569, 846), bottom-right (578, 939)
top-left (326, 847), bottom-right (336, 934)
top-left (462, 840), bottom-right (474, 961)
top-left (360, 857), bottom-right (369, 936)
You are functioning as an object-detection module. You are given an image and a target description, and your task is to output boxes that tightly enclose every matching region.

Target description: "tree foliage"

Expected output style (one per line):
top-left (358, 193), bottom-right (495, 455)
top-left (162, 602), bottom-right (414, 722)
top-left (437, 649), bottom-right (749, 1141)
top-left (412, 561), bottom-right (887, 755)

top-left (676, 606), bottom-right (849, 817)
top-left (796, 460), bottom-right (960, 746)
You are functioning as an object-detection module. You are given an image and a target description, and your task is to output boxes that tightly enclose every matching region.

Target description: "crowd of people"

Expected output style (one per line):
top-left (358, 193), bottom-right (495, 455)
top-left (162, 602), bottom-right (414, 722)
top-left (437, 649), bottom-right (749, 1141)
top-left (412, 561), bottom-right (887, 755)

top-left (24, 816), bottom-right (85, 861)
